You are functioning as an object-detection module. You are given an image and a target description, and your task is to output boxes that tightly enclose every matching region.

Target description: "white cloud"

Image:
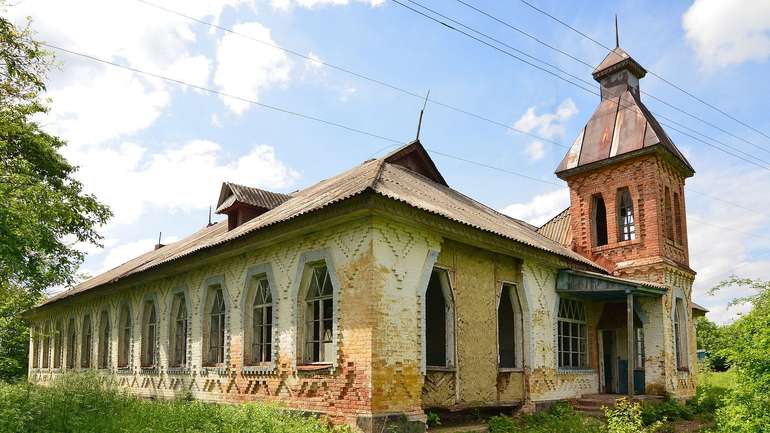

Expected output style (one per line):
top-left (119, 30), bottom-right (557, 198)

top-left (71, 140), bottom-right (300, 225)
top-left (6, 0), bottom-right (249, 146)
top-left (500, 188), bottom-right (569, 226)
top-left (526, 140), bottom-right (546, 161)
top-left (513, 98), bottom-right (578, 161)
top-left (683, 0), bottom-right (770, 68)
top-left (305, 52), bottom-right (325, 70)
top-left (272, 0), bottom-right (384, 11)
top-left (214, 21), bottom-right (292, 114)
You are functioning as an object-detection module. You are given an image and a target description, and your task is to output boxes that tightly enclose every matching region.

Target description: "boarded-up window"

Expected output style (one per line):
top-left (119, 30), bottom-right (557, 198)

top-left (42, 323), bottom-right (50, 369)
top-left (98, 311), bottom-right (110, 369)
top-left (674, 298), bottom-right (688, 370)
top-left (66, 318), bottom-right (76, 369)
top-left (664, 187), bottom-right (674, 241)
top-left (81, 315), bottom-right (92, 368)
top-left (673, 192), bottom-right (683, 244)
top-left (53, 320), bottom-right (62, 368)
top-left (117, 306), bottom-right (131, 368)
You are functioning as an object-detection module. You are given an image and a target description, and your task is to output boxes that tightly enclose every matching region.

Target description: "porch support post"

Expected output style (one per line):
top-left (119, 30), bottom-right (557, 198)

top-left (626, 291), bottom-right (635, 396)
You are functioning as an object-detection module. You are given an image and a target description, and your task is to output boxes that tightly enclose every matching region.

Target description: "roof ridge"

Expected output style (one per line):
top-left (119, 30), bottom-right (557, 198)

top-left (538, 207), bottom-right (571, 231)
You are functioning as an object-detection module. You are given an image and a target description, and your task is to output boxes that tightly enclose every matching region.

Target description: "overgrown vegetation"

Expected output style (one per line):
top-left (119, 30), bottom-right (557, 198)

top-left (0, 374), bottom-right (349, 433)
top-left (488, 403), bottom-right (603, 433)
top-left (0, 4), bottom-right (111, 381)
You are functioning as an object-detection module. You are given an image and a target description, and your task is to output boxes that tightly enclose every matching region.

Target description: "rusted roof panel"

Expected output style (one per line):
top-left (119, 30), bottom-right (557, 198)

top-left (578, 97), bottom-right (618, 166)
top-left (613, 92), bottom-right (647, 156)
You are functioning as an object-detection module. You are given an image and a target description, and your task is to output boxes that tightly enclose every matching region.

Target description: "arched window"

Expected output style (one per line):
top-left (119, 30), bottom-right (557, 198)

top-left (617, 188), bottom-right (636, 241)
top-left (81, 315), bottom-right (92, 368)
top-left (98, 311), bottom-right (110, 369)
top-left (673, 192), bottom-right (683, 244)
top-left (664, 186), bottom-right (674, 241)
top-left (206, 287), bottom-right (226, 366)
top-left (425, 269), bottom-right (455, 368)
top-left (303, 265), bottom-right (334, 364)
top-left (42, 322), bottom-right (51, 369)
top-left (498, 283), bottom-right (523, 369)
top-left (247, 276), bottom-right (273, 365)
top-left (141, 301), bottom-right (158, 368)
top-left (169, 293), bottom-right (188, 367)
top-left (674, 298), bottom-right (688, 370)
top-left (557, 298), bottom-right (587, 369)
top-left (66, 318), bottom-right (77, 369)
top-left (53, 320), bottom-right (63, 368)
top-left (117, 305), bottom-right (132, 368)
top-left (591, 194), bottom-right (608, 246)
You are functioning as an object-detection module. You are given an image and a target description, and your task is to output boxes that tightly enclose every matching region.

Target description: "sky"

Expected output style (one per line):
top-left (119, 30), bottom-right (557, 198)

top-left (5, 0), bottom-right (770, 324)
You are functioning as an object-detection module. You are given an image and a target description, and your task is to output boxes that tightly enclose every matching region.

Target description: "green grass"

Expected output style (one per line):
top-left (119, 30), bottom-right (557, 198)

top-left (0, 374), bottom-right (349, 433)
top-left (698, 369), bottom-right (737, 390)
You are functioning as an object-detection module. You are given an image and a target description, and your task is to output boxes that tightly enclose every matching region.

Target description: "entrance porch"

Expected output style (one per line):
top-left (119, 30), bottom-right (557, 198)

top-left (557, 269), bottom-right (668, 397)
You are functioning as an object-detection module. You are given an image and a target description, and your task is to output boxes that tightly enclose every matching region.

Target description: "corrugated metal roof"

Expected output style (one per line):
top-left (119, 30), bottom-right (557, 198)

top-left (537, 207), bottom-right (572, 246)
top-left (215, 182), bottom-right (291, 213)
top-left (39, 142), bottom-right (604, 309)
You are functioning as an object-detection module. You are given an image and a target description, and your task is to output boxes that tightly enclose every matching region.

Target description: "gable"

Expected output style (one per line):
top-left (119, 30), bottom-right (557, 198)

top-left (383, 140), bottom-right (448, 186)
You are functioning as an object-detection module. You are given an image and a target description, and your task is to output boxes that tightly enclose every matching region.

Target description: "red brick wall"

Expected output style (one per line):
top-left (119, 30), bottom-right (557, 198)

top-left (565, 154), bottom-right (690, 278)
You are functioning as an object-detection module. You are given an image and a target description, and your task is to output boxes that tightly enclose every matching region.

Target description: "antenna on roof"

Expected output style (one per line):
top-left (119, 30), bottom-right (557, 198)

top-left (615, 14), bottom-right (620, 48)
top-left (415, 89), bottom-right (430, 141)
top-left (154, 232), bottom-right (164, 250)
top-left (207, 206), bottom-right (213, 227)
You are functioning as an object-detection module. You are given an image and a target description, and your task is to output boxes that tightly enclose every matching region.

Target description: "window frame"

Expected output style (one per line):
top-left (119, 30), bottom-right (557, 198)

top-left (81, 314), bottom-right (93, 369)
top-left (200, 277), bottom-right (229, 368)
top-left (117, 303), bottom-right (132, 369)
top-left (42, 322), bottom-right (51, 369)
top-left (66, 317), bottom-right (77, 369)
top-left (97, 310), bottom-right (111, 370)
top-left (557, 297), bottom-right (588, 370)
top-left (617, 187), bottom-right (636, 242)
top-left (673, 297), bottom-right (688, 371)
top-left (53, 319), bottom-right (63, 369)
top-left (168, 290), bottom-right (190, 368)
top-left (31, 325), bottom-right (40, 369)
top-left (140, 299), bottom-right (159, 368)
top-left (302, 264), bottom-right (334, 364)
top-left (423, 266), bottom-right (456, 370)
top-left (591, 194), bottom-right (609, 247)
top-left (242, 264), bottom-right (278, 369)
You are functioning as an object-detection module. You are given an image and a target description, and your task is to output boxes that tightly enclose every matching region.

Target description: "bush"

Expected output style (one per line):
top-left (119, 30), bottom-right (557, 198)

top-left (0, 374), bottom-right (347, 433)
top-left (639, 398), bottom-right (694, 426)
top-left (488, 403), bottom-right (602, 433)
top-left (604, 398), bottom-right (662, 433)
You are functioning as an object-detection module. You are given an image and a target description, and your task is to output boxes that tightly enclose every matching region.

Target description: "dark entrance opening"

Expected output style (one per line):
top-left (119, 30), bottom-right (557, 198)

top-left (425, 271), bottom-right (447, 367)
top-left (602, 330), bottom-right (615, 393)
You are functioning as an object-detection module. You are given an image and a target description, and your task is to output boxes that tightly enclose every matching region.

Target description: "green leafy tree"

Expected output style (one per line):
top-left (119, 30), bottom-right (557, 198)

top-left (0, 9), bottom-right (111, 380)
top-left (695, 317), bottom-right (730, 371)
top-left (709, 276), bottom-right (770, 433)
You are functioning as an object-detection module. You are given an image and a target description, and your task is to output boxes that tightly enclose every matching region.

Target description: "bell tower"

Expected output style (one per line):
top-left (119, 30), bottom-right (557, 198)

top-left (555, 45), bottom-right (695, 284)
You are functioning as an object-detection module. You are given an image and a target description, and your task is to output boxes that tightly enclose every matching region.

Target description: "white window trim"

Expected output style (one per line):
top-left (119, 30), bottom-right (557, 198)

top-left (555, 297), bottom-right (590, 372)
top-left (139, 294), bottom-right (160, 369)
top-left (241, 263), bottom-right (279, 373)
top-left (167, 287), bottom-right (191, 370)
top-left (672, 295), bottom-right (689, 371)
top-left (419, 251), bottom-right (456, 373)
top-left (289, 249), bottom-right (341, 370)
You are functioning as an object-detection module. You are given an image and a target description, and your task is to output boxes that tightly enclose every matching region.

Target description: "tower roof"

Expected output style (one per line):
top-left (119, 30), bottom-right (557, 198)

top-left (556, 46), bottom-right (694, 179)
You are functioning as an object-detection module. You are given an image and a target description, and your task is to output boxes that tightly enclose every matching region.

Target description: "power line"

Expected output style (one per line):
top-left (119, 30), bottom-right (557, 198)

top-left (44, 42), bottom-right (559, 186)
top-left (515, 0), bottom-right (770, 144)
top-left (453, 0), bottom-right (770, 156)
top-left (134, 0), bottom-right (567, 150)
top-left (389, 0), bottom-right (770, 172)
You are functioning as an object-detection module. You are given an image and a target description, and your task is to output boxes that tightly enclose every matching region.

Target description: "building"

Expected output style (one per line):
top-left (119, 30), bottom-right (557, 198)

top-left (25, 44), bottom-right (699, 432)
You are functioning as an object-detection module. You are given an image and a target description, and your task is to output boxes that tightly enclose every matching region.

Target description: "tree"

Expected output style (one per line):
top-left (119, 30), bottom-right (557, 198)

top-left (709, 276), bottom-right (770, 433)
top-left (0, 9), bottom-right (112, 380)
top-left (695, 317), bottom-right (730, 371)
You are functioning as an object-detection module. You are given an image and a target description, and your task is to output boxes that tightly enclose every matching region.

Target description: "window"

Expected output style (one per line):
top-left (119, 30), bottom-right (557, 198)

top-left (31, 327), bottom-right (39, 369)
top-left (169, 293), bottom-right (188, 367)
top-left (81, 315), bottom-right (92, 368)
top-left (635, 326), bottom-right (645, 369)
top-left (557, 298), bottom-right (587, 369)
top-left (498, 283), bottom-right (523, 369)
top-left (42, 323), bottom-right (50, 369)
top-left (304, 265), bottom-right (334, 364)
top-left (617, 188), bottom-right (636, 241)
top-left (98, 311), bottom-right (110, 369)
top-left (674, 298), bottom-right (688, 370)
top-left (117, 305), bottom-right (132, 368)
top-left (673, 192), bottom-right (683, 244)
top-left (248, 276), bottom-right (273, 365)
top-left (66, 318), bottom-right (77, 369)
top-left (664, 187), bottom-right (674, 241)
top-left (141, 301), bottom-right (158, 367)
top-left (207, 288), bottom-right (226, 366)
top-left (591, 194), bottom-right (608, 246)
top-left (425, 269), bottom-right (454, 368)
top-left (53, 320), bottom-right (62, 368)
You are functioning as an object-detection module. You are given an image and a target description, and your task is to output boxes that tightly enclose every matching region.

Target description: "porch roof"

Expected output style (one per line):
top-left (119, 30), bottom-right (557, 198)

top-left (556, 269), bottom-right (667, 301)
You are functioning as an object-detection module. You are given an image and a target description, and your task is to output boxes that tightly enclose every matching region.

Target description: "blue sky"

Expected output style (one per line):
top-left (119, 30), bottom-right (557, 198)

top-left (7, 0), bottom-right (770, 323)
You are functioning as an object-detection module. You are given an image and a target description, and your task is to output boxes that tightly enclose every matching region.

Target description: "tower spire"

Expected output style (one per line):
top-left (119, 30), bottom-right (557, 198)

top-left (615, 15), bottom-right (620, 48)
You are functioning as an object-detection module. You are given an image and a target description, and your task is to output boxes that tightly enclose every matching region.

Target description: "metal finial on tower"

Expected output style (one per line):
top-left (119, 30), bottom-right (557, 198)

top-left (615, 15), bottom-right (620, 48)
top-left (415, 89), bottom-right (430, 141)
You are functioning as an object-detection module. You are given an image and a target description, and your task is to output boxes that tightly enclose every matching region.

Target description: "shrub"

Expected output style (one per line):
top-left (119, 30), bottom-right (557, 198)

top-left (639, 397), bottom-right (694, 426)
top-left (0, 374), bottom-right (347, 433)
top-left (604, 398), bottom-right (662, 433)
top-left (488, 403), bottom-right (602, 433)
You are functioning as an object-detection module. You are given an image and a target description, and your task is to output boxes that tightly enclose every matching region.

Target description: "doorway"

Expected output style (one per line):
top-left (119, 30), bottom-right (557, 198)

top-left (601, 330), bottom-right (615, 393)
